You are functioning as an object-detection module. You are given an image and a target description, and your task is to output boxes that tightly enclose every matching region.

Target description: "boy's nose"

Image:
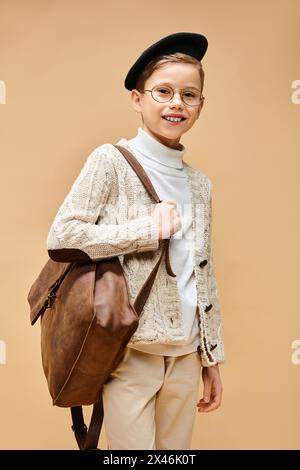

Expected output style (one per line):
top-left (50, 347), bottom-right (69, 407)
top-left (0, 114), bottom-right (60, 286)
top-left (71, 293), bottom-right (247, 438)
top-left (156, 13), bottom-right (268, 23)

top-left (169, 92), bottom-right (184, 107)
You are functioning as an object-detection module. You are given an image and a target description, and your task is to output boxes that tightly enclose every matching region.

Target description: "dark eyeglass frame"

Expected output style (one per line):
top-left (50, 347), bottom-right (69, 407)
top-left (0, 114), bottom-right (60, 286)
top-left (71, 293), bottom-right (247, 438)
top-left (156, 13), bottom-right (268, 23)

top-left (139, 84), bottom-right (205, 107)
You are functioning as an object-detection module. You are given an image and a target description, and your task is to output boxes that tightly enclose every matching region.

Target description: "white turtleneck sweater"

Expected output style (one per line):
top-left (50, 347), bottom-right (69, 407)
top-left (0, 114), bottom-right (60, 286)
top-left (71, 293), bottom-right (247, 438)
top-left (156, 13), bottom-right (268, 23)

top-left (125, 127), bottom-right (200, 357)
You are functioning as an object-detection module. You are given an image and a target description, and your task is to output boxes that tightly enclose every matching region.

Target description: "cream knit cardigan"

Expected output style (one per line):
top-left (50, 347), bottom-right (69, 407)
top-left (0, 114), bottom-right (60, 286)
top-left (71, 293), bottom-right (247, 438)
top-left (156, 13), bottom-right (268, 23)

top-left (46, 139), bottom-right (225, 367)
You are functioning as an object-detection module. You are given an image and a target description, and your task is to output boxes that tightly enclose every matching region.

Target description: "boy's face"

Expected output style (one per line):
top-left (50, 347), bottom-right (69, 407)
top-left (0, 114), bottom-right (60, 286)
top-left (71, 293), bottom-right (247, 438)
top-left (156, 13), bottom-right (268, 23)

top-left (131, 62), bottom-right (204, 149)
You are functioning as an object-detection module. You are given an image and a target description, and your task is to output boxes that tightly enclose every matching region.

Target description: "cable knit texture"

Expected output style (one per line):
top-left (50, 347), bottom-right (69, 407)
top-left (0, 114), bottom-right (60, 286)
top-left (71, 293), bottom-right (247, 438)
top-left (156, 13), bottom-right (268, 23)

top-left (46, 139), bottom-right (225, 367)
top-left (125, 128), bottom-right (200, 357)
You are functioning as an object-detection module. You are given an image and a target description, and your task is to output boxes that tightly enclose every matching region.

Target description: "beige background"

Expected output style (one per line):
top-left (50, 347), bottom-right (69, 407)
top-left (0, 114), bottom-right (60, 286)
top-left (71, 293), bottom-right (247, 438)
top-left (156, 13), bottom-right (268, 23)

top-left (0, 0), bottom-right (299, 449)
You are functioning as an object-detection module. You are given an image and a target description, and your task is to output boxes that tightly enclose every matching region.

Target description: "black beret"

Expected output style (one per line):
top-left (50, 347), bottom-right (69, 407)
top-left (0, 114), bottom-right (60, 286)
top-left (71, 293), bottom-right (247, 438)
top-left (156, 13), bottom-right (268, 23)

top-left (124, 31), bottom-right (208, 91)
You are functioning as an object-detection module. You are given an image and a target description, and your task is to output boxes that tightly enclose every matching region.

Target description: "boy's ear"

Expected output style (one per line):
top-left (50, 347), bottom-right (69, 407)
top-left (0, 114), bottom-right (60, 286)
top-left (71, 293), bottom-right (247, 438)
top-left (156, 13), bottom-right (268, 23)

top-left (131, 89), bottom-right (142, 113)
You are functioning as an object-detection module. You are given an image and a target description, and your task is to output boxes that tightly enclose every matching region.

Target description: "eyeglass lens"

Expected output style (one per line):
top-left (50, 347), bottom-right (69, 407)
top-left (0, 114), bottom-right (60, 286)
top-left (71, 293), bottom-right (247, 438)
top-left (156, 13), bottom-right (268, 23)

top-left (152, 85), bottom-right (202, 106)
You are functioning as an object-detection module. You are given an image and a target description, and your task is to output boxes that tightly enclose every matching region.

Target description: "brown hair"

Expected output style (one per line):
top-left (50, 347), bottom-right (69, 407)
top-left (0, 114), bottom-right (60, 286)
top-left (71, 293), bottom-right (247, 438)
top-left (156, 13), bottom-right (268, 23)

top-left (135, 52), bottom-right (205, 95)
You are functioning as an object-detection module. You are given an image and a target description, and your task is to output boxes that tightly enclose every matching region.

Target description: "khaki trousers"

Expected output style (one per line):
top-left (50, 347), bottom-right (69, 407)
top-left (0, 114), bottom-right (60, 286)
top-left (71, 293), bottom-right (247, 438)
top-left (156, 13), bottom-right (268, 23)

top-left (102, 346), bottom-right (202, 450)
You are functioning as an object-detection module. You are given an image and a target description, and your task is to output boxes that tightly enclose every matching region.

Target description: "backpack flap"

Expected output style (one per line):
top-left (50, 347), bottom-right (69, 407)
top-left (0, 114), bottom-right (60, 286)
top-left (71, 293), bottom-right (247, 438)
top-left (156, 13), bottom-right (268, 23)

top-left (28, 258), bottom-right (73, 325)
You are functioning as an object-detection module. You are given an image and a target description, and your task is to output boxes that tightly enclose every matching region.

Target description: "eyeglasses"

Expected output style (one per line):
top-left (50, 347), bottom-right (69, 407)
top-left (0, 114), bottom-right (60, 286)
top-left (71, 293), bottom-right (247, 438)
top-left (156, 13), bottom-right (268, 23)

top-left (139, 84), bottom-right (205, 107)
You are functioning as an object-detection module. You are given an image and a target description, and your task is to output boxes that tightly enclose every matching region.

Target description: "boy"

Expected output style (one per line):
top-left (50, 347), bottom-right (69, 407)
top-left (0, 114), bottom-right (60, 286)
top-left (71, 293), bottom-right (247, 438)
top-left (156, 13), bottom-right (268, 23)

top-left (47, 32), bottom-right (224, 450)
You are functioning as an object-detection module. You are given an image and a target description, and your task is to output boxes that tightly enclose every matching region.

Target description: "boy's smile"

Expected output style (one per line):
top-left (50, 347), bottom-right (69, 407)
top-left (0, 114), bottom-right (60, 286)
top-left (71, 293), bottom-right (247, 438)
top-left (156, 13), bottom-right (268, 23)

top-left (131, 62), bottom-right (204, 150)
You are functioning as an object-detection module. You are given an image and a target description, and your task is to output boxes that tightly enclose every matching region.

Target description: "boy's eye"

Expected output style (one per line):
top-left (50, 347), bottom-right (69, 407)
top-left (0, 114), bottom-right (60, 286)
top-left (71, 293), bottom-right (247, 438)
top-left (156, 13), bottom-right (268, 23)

top-left (156, 87), bottom-right (172, 95)
top-left (183, 91), bottom-right (196, 98)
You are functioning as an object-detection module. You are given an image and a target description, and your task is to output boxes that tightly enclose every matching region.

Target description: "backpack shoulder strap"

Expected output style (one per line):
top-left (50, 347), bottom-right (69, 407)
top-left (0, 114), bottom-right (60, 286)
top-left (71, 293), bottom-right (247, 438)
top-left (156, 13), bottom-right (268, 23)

top-left (113, 144), bottom-right (175, 278)
top-left (114, 144), bottom-right (161, 203)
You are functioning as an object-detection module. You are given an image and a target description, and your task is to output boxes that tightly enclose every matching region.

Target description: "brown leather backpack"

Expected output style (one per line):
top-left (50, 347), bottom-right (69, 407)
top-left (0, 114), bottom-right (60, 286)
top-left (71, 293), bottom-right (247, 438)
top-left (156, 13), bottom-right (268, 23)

top-left (27, 145), bottom-right (175, 450)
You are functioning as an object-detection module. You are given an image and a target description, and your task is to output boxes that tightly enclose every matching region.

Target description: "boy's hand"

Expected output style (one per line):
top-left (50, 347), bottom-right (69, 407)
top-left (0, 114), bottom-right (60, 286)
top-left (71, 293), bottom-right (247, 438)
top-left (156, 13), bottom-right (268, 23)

top-left (197, 364), bottom-right (223, 412)
top-left (151, 199), bottom-right (182, 239)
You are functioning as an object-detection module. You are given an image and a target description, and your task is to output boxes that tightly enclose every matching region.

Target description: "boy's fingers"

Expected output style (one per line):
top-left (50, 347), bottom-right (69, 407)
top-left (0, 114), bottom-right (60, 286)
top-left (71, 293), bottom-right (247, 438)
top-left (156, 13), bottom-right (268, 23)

top-left (197, 393), bottom-right (222, 412)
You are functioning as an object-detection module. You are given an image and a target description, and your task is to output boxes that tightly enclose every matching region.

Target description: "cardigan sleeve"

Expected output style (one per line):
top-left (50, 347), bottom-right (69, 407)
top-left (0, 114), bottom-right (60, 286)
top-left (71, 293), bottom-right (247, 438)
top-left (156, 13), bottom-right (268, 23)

top-left (206, 178), bottom-right (225, 364)
top-left (46, 145), bottom-right (160, 262)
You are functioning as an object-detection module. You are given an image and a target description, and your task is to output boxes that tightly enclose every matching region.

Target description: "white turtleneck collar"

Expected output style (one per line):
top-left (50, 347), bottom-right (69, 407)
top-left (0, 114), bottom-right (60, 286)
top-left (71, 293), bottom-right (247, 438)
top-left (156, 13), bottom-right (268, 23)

top-left (127, 127), bottom-right (186, 169)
